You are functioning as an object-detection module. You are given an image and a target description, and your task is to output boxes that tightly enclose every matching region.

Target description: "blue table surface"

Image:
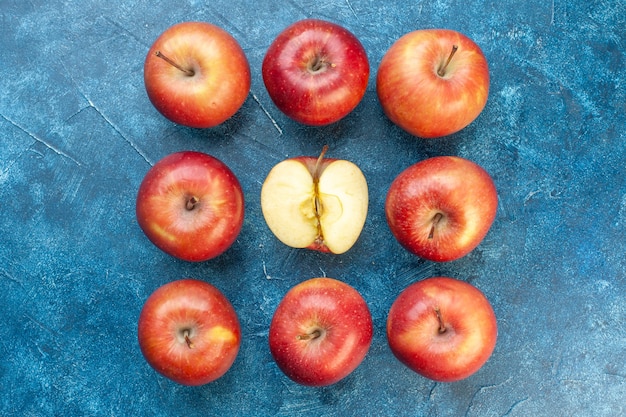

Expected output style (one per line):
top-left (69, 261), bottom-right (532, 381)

top-left (1, 1), bottom-right (624, 416)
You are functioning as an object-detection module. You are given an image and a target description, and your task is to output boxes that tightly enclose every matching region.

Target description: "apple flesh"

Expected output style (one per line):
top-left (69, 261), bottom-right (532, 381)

top-left (377, 29), bottom-right (489, 138)
top-left (262, 18), bottom-right (370, 126)
top-left (269, 277), bottom-right (373, 386)
top-left (136, 151), bottom-right (244, 262)
top-left (385, 156), bottom-right (497, 262)
top-left (144, 21), bottom-right (251, 128)
top-left (387, 277), bottom-right (497, 382)
top-left (137, 279), bottom-right (241, 386)
top-left (260, 147), bottom-right (368, 254)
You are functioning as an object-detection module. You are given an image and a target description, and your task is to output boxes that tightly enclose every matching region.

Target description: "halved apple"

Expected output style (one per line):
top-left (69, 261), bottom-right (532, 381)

top-left (261, 147), bottom-right (368, 254)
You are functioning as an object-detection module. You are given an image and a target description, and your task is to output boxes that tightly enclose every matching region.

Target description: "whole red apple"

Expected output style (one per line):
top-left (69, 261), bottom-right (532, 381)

top-left (377, 29), bottom-right (489, 138)
top-left (137, 279), bottom-right (241, 386)
top-left (385, 156), bottom-right (497, 262)
top-left (387, 277), bottom-right (497, 382)
top-left (261, 146), bottom-right (369, 254)
top-left (136, 151), bottom-right (244, 262)
top-left (144, 21), bottom-right (250, 128)
top-left (268, 277), bottom-right (373, 386)
top-left (262, 18), bottom-right (369, 126)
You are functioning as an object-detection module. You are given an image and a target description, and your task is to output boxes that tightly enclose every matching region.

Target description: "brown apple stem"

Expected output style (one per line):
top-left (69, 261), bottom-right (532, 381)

top-left (314, 145), bottom-right (330, 181)
top-left (309, 55), bottom-right (334, 73)
top-left (183, 329), bottom-right (195, 348)
top-left (310, 55), bottom-right (325, 72)
top-left (437, 45), bottom-right (459, 77)
top-left (428, 212), bottom-right (444, 239)
top-left (434, 308), bottom-right (447, 334)
top-left (155, 51), bottom-right (195, 77)
top-left (297, 329), bottom-right (322, 341)
top-left (312, 144), bottom-right (330, 215)
top-left (186, 196), bottom-right (199, 211)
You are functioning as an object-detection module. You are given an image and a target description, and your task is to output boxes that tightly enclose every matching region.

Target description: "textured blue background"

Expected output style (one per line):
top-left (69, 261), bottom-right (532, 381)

top-left (1, 0), bottom-right (625, 416)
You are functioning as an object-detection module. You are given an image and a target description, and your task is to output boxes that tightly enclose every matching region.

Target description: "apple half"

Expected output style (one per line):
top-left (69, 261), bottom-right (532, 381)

top-left (260, 147), bottom-right (368, 254)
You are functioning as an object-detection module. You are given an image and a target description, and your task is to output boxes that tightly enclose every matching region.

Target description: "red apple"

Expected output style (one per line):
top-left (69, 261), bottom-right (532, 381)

top-left (262, 18), bottom-right (369, 126)
top-left (268, 277), bottom-right (373, 386)
top-left (387, 277), bottom-right (497, 382)
top-left (260, 146), bottom-right (368, 254)
top-left (377, 29), bottom-right (489, 138)
top-left (385, 156), bottom-right (497, 262)
top-left (144, 21), bottom-right (250, 128)
top-left (137, 279), bottom-right (241, 386)
top-left (136, 151), bottom-right (244, 262)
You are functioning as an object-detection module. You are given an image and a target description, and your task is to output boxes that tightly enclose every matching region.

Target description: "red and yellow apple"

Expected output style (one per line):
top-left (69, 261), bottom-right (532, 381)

top-left (269, 277), bottom-right (373, 386)
top-left (387, 277), bottom-right (497, 382)
top-left (385, 156), bottom-right (497, 262)
top-left (136, 151), bottom-right (244, 262)
top-left (260, 146), bottom-right (368, 254)
top-left (377, 29), bottom-right (489, 138)
top-left (137, 279), bottom-right (241, 386)
top-left (262, 18), bottom-right (369, 126)
top-left (144, 21), bottom-right (250, 128)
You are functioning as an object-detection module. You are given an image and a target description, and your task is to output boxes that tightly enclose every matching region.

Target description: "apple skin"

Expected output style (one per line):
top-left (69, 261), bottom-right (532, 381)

top-left (144, 21), bottom-right (250, 128)
top-left (385, 156), bottom-right (497, 262)
top-left (137, 279), bottom-right (241, 386)
top-left (376, 29), bottom-right (489, 138)
top-left (387, 277), bottom-right (497, 382)
top-left (260, 149), bottom-right (369, 254)
top-left (268, 277), bottom-right (373, 386)
top-left (136, 151), bottom-right (244, 262)
top-left (262, 18), bottom-right (369, 126)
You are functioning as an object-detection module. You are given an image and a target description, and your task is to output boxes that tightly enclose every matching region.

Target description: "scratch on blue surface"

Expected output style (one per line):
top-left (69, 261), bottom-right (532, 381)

top-left (502, 397), bottom-right (530, 416)
top-left (464, 377), bottom-right (513, 417)
top-left (251, 92), bottom-right (284, 136)
top-left (82, 95), bottom-right (154, 166)
top-left (0, 113), bottom-right (82, 167)
top-left (57, 59), bottom-right (154, 167)
top-left (1, 269), bottom-right (24, 288)
top-left (345, 0), bottom-right (357, 18)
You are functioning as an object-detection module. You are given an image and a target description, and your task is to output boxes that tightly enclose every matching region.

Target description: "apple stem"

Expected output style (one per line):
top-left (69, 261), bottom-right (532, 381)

top-left (428, 213), bottom-right (444, 239)
top-left (154, 51), bottom-right (195, 77)
top-left (313, 144), bottom-right (329, 217)
top-left (186, 196), bottom-right (199, 211)
top-left (297, 329), bottom-right (322, 341)
top-left (309, 55), bottom-right (333, 73)
top-left (437, 45), bottom-right (459, 77)
top-left (183, 329), bottom-right (195, 349)
top-left (314, 145), bottom-right (330, 179)
top-left (434, 308), bottom-right (447, 334)
top-left (311, 56), bottom-right (324, 72)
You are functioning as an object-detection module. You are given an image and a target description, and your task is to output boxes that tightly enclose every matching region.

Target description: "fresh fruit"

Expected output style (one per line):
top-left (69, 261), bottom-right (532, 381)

top-left (136, 151), bottom-right (244, 262)
top-left (262, 18), bottom-right (369, 126)
top-left (385, 156), bottom-right (497, 262)
top-left (377, 29), bottom-right (489, 138)
top-left (137, 279), bottom-right (241, 386)
top-left (260, 146), bottom-right (368, 254)
top-left (387, 277), bottom-right (497, 382)
top-left (144, 21), bottom-right (250, 128)
top-left (269, 277), bottom-right (373, 386)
